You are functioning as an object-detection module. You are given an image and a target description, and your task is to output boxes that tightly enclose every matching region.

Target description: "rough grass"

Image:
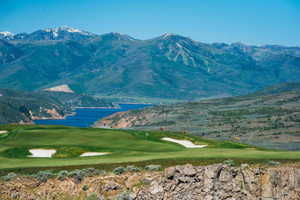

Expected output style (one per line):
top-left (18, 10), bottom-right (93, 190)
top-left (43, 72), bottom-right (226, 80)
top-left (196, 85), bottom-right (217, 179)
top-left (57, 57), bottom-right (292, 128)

top-left (0, 124), bottom-right (300, 172)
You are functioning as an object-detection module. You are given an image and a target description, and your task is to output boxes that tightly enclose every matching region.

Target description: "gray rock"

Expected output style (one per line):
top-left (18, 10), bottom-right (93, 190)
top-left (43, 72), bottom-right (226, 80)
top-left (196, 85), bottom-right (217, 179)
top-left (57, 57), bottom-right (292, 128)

top-left (103, 181), bottom-right (121, 192)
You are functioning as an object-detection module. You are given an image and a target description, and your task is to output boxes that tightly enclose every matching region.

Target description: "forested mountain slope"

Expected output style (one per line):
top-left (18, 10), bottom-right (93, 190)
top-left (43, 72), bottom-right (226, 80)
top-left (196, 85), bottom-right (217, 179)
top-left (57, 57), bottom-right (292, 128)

top-left (0, 27), bottom-right (300, 100)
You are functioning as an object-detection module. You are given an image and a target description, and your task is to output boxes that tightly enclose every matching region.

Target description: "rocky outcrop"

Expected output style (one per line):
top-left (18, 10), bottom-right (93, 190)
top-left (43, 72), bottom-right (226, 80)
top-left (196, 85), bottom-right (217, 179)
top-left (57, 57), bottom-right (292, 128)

top-left (31, 108), bottom-right (65, 120)
top-left (138, 164), bottom-right (300, 200)
top-left (1, 164), bottom-right (300, 200)
top-left (94, 110), bottom-right (159, 129)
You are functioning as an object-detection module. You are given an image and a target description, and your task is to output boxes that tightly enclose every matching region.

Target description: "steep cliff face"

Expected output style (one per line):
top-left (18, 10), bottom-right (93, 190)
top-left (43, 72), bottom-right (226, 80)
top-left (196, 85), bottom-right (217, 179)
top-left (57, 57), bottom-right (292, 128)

top-left (1, 164), bottom-right (300, 200)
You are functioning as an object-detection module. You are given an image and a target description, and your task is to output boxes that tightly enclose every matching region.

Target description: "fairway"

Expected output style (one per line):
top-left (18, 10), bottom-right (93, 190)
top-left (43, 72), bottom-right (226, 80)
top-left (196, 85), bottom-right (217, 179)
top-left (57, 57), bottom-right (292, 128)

top-left (0, 125), bottom-right (300, 170)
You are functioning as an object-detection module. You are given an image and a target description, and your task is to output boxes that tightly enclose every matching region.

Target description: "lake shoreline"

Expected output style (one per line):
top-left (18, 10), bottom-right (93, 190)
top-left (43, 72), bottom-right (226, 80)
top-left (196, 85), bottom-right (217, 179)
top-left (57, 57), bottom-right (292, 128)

top-left (34, 103), bottom-right (152, 128)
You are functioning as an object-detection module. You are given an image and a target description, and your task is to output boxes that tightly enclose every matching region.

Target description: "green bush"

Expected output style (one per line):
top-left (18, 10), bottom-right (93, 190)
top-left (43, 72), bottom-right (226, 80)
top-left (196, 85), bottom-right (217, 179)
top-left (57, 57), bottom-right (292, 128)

top-left (126, 165), bottom-right (141, 172)
top-left (33, 170), bottom-right (54, 183)
top-left (82, 185), bottom-right (89, 191)
top-left (2, 172), bottom-right (17, 181)
top-left (223, 159), bottom-right (235, 166)
top-left (81, 168), bottom-right (105, 177)
top-left (85, 193), bottom-right (98, 200)
top-left (67, 168), bottom-right (106, 183)
top-left (68, 169), bottom-right (82, 177)
top-left (69, 169), bottom-right (84, 183)
top-left (57, 170), bottom-right (69, 181)
top-left (113, 167), bottom-right (126, 175)
top-left (267, 160), bottom-right (281, 166)
top-left (145, 165), bottom-right (161, 171)
top-left (116, 191), bottom-right (133, 200)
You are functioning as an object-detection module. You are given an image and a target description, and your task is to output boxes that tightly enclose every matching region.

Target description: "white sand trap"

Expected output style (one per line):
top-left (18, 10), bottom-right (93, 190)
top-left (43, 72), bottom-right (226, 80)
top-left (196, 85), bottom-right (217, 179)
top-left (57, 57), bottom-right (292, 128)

top-left (162, 137), bottom-right (208, 148)
top-left (28, 149), bottom-right (56, 158)
top-left (80, 152), bottom-right (110, 157)
top-left (0, 130), bottom-right (8, 134)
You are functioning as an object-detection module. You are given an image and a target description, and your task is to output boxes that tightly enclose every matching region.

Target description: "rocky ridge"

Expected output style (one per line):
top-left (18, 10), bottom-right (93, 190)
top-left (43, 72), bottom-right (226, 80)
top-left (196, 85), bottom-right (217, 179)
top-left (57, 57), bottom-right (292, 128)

top-left (1, 163), bottom-right (300, 199)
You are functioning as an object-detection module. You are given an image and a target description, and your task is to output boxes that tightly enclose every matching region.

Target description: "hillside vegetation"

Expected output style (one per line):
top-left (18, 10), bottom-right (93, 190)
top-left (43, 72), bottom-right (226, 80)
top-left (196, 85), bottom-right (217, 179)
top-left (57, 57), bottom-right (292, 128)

top-left (0, 28), bottom-right (300, 100)
top-left (95, 83), bottom-right (300, 150)
top-left (0, 88), bottom-right (111, 124)
top-left (0, 88), bottom-right (65, 124)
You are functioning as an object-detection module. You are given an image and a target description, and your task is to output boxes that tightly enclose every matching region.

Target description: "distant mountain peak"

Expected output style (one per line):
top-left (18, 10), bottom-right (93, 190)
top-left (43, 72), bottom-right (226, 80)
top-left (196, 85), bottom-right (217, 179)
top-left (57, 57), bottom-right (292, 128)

top-left (160, 33), bottom-right (192, 41)
top-left (153, 33), bottom-right (201, 66)
top-left (11, 26), bottom-right (97, 41)
top-left (0, 31), bottom-right (14, 37)
top-left (162, 33), bottom-right (175, 38)
top-left (43, 26), bottom-right (92, 36)
top-left (0, 31), bottom-right (14, 40)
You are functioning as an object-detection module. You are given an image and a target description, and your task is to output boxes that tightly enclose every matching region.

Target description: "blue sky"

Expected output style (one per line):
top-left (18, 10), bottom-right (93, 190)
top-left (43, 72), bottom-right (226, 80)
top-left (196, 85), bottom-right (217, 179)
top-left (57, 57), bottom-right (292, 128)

top-left (1, 0), bottom-right (299, 46)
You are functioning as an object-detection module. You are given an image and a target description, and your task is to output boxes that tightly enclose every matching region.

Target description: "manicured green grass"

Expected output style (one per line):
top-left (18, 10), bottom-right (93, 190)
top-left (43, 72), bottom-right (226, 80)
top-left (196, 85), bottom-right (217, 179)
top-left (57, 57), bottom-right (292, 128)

top-left (0, 124), bottom-right (299, 172)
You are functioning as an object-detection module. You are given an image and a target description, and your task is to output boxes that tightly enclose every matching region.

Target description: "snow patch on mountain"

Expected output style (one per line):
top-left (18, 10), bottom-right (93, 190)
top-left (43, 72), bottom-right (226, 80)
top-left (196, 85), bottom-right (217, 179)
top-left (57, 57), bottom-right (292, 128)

top-left (162, 33), bottom-right (174, 38)
top-left (44, 84), bottom-right (74, 93)
top-left (0, 31), bottom-right (14, 37)
top-left (43, 26), bottom-right (93, 36)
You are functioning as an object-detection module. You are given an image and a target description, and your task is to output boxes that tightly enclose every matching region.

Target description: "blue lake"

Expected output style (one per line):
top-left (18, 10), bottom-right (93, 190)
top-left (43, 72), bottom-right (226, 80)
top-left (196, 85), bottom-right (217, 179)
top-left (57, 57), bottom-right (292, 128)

top-left (34, 103), bottom-right (152, 128)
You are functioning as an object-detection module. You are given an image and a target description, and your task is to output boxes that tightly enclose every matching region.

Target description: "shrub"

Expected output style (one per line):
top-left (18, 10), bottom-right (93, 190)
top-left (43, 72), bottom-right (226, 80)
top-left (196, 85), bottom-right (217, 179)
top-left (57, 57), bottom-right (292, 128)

top-left (85, 193), bottom-right (98, 200)
top-left (267, 160), bottom-right (281, 166)
top-left (81, 168), bottom-right (105, 177)
top-left (33, 170), bottom-right (54, 183)
top-left (116, 191), bottom-right (134, 200)
top-left (68, 169), bottom-right (82, 177)
top-left (144, 165), bottom-right (161, 171)
top-left (126, 165), bottom-right (141, 172)
top-left (57, 170), bottom-right (69, 181)
top-left (69, 169), bottom-right (84, 183)
top-left (2, 172), bottom-right (17, 181)
top-left (113, 167), bottom-right (126, 175)
top-left (82, 185), bottom-right (89, 191)
top-left (223, 159), bottom-right (235, 166)
top-left (68, 168), bottom-right (106, 183)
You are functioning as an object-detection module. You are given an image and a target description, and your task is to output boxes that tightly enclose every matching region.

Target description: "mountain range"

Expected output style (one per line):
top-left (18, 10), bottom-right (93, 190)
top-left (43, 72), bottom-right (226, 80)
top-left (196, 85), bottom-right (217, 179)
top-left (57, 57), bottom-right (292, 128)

top-left (1, 26), bottom-right (300, 100)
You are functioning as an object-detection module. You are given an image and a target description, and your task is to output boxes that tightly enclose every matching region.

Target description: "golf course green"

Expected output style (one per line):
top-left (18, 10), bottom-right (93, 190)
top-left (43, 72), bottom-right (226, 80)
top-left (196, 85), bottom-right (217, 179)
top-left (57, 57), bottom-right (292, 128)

top-left (0, 124), bottom-right (300, 171)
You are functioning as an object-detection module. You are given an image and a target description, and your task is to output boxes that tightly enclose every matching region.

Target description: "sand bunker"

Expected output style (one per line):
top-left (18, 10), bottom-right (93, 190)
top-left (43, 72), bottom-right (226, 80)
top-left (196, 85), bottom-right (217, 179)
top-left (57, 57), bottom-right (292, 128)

top-left (80, 152), bottom-right (110, 157)
top-left (28, 149), bottom-right (56, 158)
top-left (0, 130), bottom-right (8, 134)
top-left (162, 137), bottom-right (207, 148)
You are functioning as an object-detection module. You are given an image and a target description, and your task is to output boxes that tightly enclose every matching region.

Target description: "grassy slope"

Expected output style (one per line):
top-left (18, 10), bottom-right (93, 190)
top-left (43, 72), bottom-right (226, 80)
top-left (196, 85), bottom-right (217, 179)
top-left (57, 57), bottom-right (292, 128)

top-left (0, 125), bottom-right (300, 171)
top-left (95, 83), bottom-right (300, 150)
